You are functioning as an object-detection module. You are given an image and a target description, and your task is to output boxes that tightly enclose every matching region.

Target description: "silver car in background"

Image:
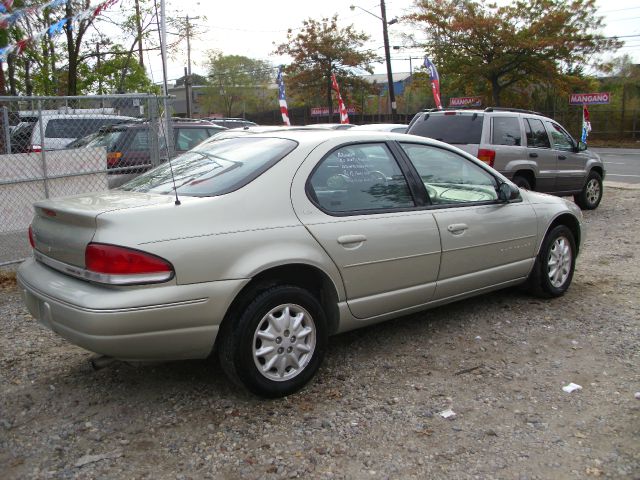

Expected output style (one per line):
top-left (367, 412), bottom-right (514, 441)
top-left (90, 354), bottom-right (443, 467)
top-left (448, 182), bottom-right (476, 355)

top-left (407, 108), bottom-right (605, 209)
top-left (18, 130), bottom-right (584, 397)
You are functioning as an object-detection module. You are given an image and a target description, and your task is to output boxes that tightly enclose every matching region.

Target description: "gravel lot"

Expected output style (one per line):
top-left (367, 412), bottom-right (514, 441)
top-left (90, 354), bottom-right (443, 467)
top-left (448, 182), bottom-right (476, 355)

top-left (1, 186), bottom-right (639, 480)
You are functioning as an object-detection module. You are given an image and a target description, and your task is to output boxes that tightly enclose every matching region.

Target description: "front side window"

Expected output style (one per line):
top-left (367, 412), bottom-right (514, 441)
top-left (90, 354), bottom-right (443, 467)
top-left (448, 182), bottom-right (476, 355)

top-left (121, 137), bottom-right (297, 197)
top-left (308, 143), bottom-right (414, 213)
top-left (545, 121), bottom-right (575, 151)
top-left (400, 143), bottom-right (498, 205)
top-left (525, 118), bottom-right (551, 148)
top-left (491, 116), bottom-right (521, 146)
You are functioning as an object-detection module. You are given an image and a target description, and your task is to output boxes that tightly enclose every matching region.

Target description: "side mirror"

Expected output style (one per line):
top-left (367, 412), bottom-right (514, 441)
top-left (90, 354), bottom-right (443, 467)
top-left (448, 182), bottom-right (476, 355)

top-left (498, 182), bottom-right (519, 202)
top-left (577, 141), bottom-right (587, 152)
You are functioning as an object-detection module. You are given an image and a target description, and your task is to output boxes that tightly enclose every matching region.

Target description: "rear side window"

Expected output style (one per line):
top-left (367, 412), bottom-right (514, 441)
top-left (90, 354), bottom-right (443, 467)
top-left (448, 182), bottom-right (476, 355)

top-left (308, 143), bottom-right (414, 213)
top-left (175, 127), bottom-right (212, 151)
top-left (121, 137), bottom-right (297, 197)
top-left (44, 118), bottom-right (124, 139)
top-left (408, 113), bottom-right (483, 144)
top-left (524, 118), bottom-right (550, 148)
top-left (491, 117), bottom-right (521, 146)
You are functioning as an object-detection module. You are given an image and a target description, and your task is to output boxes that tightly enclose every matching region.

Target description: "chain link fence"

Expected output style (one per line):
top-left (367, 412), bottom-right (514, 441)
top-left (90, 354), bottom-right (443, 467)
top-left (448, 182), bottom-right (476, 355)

top-left (0, 94), bottom-right (176, 266)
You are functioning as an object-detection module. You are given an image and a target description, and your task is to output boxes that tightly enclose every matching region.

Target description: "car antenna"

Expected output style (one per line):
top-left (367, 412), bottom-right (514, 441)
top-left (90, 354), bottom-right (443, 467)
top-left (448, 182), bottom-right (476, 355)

top-left (155, 99), bottom-right (181, 206)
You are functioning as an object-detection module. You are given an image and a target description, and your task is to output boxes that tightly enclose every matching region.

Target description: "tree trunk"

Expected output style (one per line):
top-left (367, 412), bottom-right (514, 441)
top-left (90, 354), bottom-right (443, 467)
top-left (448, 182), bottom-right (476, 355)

top-left (7, 56), bottom-right (17, 95)
top-left (24, 59), bottom-right (33, 97)
top-left (326, 73), bottom-right (333, 120)
top-left (491, 77), bottom-right (502, 107)
top-left (134, 0), bottom-right (144, 67)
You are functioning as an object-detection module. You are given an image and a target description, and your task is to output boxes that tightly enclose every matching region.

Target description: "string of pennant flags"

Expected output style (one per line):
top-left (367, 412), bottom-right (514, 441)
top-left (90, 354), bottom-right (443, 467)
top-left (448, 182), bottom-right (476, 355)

top-left (0, 0), bottom-right (68, 30)
top-left (0, 0), bottom-right (118, 62)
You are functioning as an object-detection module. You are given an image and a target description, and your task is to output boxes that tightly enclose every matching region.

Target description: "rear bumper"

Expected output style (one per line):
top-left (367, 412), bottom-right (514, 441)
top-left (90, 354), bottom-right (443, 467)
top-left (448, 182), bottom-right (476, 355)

top-left (17, 258), bottom-right (248, 361)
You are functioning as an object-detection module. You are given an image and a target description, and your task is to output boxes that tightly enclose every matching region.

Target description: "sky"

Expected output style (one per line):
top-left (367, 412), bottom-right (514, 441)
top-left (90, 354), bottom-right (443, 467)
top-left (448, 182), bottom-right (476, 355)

top-left (134, 0), bottom-right (640, 86)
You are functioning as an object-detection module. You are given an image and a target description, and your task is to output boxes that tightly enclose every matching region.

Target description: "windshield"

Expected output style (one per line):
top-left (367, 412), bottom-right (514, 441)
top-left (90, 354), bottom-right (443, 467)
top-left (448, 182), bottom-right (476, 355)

top-left (409, 113), bottom-right (484, 144)
top-left (120, 136), bottom-right (298, 196)
top-left (85, 130), bottom-right (125, 151)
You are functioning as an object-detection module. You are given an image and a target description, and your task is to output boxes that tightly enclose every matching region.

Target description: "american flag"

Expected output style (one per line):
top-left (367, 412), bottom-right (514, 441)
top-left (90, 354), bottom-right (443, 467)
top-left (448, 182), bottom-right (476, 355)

top-left (330, 73), bottom-right (350, 124)
top-left (277, 66), bottom-right (291, 126)
top-left (423, 56), bottom-right (442, 110)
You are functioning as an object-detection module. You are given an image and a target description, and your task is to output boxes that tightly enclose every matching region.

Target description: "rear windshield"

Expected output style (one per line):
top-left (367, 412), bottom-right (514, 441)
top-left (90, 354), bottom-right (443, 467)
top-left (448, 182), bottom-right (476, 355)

top-left (44, 118), bottom-right (126, 139)
top-left (408, 113), bottom-right (484, 144)
top-left (120, 137), bottom-right (297, 197)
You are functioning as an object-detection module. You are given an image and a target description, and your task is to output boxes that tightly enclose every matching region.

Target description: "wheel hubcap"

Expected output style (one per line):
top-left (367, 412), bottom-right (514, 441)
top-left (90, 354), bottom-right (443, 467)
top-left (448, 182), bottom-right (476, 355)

top-left (547, 236), bottom-right (572, 288)
top-left (252, 304), bottom-right (316, 382)
top-left (585, 179), bottom-right (600, 205)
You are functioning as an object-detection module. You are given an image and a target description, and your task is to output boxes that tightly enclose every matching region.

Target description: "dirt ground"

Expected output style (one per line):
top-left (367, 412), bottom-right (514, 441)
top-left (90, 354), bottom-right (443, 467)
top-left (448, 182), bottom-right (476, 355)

top-left (1, 186), bottom-right (638, 480)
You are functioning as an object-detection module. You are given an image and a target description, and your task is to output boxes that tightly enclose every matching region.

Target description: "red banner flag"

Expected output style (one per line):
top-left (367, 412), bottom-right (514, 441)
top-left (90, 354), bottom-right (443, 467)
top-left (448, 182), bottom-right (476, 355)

top-left (330, 73), bottom-right (350, 124)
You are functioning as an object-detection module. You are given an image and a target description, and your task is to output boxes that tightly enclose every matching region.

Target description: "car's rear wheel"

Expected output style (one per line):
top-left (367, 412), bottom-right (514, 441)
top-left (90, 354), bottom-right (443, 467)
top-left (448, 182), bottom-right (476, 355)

top-left (574, 170), bottom-right (603, 210)
top-left (512, 175), bottom-right (532, 190)
top-left (218, 285), bottom-right (327, 397)
top-left (526, 225), bottom-right (576, 298)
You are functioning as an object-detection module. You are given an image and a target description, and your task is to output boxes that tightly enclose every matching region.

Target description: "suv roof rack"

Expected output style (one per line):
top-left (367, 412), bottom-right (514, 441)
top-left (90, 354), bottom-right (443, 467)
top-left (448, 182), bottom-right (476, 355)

top-left (484, 107), bottom-right (543, 116)
top-left (419, 107), bottom-right (479, 113)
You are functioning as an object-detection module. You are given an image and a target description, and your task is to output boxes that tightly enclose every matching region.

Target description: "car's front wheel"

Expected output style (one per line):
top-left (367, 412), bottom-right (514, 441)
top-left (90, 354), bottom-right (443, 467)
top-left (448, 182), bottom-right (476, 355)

top-left (574, 170), bottom-right (603, 210)
top-left (526, 225), bottom-right (576, 298)
top-left (218, 285), bottom-right (327, 397)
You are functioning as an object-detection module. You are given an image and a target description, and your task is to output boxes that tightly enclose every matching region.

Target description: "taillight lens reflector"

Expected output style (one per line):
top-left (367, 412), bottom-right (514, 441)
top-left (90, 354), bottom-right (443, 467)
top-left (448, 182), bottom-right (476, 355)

top-left (85, 243), bottom-right (173, 283)
top-left (30, 145), bottom-right (42, 153)
top-left (28, 225), bottom-right (35, 248)
top-left (477, 148), bottom-right (496, 167)
top-left (107, 151), bottom-right (123, 167)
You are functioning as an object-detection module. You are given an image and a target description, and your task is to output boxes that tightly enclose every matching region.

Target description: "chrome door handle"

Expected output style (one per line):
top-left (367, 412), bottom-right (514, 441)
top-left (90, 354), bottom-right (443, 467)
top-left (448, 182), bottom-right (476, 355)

top-left (447, 223), bottom-right (468, 234)
top-left (337, 234), bottom-right (367, 245)
top-left (529, 152), bottom-right (538, 158)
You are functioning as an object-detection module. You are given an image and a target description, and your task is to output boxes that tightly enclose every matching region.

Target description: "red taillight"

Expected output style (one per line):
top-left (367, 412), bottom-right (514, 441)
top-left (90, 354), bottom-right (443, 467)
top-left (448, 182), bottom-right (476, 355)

top-left (85, 243), bottom-right (173, 283)
top-left (107, 151), bottom-right (123, 167)
top-left (477, 148), bottom-right (496, 167)
top-left (29, 145), bottom-right (42, 153)
top-left (28, 225), bottom-right (35, 248)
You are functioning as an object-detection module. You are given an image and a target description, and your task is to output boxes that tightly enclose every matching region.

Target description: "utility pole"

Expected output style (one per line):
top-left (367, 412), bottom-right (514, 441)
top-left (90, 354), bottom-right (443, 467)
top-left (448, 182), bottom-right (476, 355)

top-left (380, 0), bottom-right (397, 121)
top-left (181, 14), bottom-right (200, 118)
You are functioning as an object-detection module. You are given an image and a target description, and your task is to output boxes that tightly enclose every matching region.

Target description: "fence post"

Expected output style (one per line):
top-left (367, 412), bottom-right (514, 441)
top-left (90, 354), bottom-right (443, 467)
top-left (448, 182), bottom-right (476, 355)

top-left (2, 107), bottom-right (10, 154)
top-left (37, 100), bottom-right (50, 198)
top-left (633, 109), bottom-right (638, 140)
top-left (149, 96), bottom-right (160, 168)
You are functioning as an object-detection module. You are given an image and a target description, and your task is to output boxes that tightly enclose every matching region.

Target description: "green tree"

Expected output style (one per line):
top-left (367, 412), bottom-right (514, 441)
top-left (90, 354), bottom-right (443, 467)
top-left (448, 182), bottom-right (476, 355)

top-left (407, 0), bottom-right (621, 106)
top-left (83, 45), bottom-right (158, 94)
top-left (274, 15), bottom-right (376, 114)
top-left (202, 52), bottom-right (273, 117)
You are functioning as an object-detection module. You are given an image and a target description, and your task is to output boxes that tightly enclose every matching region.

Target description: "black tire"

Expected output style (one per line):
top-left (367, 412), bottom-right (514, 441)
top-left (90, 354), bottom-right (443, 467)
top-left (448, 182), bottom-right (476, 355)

top-left (574, 170), bottom-right (603, 210)
top-left (512, 175), bottom-right (532, 190)
top-left (526, 225), bottom-right (576, 298)
top-left (218, 285), bottom-right (327, 398)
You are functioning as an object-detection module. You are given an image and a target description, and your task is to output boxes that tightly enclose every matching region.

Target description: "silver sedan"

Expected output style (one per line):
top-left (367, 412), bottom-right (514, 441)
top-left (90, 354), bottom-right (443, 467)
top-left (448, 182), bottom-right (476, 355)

top-left (18, 130), bottom-right (584, 397)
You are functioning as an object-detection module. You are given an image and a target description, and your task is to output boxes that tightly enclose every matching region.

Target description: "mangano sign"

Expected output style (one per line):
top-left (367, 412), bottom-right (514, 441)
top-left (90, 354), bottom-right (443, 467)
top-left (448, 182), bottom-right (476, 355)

top-left (569, 92), bottom-right (610, 105)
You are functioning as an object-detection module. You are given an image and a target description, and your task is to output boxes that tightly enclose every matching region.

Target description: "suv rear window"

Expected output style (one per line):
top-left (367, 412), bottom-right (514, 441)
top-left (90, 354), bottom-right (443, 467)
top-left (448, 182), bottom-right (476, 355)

top-left (491, 116), bottom-right (521, 146)
top-left (45, 118), bottom-right (124, 138)
top-left (121, 137), bottom-right (297, 196)
top-left (409, 113), bottom-right (483, 144)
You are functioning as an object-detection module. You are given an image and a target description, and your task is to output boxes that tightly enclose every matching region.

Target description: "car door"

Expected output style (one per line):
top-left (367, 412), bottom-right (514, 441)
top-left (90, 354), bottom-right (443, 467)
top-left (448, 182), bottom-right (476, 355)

top-left (544, 120), bottom-right (587, 192)
top-left (290, 140), bottom-right (442, 319)
top-left (399, 142), bottom-right (538, 301)
top-left (523, 117), bottom-right (556, 192)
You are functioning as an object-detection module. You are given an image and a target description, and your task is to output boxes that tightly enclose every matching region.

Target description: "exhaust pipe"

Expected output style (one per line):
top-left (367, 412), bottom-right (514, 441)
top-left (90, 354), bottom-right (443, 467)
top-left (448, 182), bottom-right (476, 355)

top-left (90, 355), bottom-right (116, 371)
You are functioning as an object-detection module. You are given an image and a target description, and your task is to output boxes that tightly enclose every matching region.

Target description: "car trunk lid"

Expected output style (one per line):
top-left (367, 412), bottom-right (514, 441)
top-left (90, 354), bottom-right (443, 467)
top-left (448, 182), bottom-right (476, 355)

top-left (31, 191), bottom-right (175, 267)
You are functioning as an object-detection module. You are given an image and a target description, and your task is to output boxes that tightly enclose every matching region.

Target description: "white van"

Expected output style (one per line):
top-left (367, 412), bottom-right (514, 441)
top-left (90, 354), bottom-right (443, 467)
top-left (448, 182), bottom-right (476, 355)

top-left (9, 113), bottom-right (135, 152)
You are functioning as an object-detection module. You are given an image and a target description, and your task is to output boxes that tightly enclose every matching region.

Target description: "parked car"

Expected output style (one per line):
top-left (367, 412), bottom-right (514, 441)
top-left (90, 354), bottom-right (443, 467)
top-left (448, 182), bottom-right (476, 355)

top-left (8, 114), bottom-right (135, 153)
top-left (74, 120), bottom-right (226, 173)
top-left (407, 108), bottom-right (605, 209)
top-left (205, 117), bottom-right (258, 129)
top-left (351, 123), bottom-right (408, 133)
top-left (19, 130), bottom-right (584, 397)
